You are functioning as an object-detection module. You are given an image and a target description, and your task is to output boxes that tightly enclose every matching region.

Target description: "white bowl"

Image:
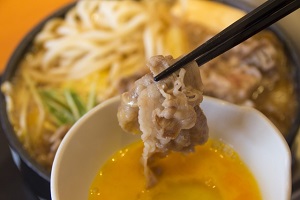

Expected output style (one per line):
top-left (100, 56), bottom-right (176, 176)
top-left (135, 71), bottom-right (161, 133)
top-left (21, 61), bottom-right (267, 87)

top-left (51, 96), bottom-right (291, 200)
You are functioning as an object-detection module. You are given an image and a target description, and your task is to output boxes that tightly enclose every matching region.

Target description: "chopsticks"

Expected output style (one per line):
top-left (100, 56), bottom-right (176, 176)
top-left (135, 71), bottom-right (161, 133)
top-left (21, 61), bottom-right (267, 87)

top-left (154, 0), bottom-right (300, 81)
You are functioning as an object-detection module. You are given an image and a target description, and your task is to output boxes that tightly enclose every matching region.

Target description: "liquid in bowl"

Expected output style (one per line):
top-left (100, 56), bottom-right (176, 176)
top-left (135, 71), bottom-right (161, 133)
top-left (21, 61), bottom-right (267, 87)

top-left (89, 139), bottom-right (261, 200)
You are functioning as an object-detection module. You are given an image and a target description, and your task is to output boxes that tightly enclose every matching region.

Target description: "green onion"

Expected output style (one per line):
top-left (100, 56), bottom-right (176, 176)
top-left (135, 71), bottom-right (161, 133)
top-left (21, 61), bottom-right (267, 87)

top-left (69, 90), bottom-right (87, 117)
top-left (39, 89), bottom-right (75, 125)
top-left (86, 82), bottom-right (97, 111)
top-left (39, 89), bottom-right (89, 126)
top-left (64, 90), bottom-right (81, 121)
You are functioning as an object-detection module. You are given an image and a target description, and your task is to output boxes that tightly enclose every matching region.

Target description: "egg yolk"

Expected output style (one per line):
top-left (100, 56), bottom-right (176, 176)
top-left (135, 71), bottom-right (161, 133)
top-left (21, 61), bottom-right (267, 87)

top-left (89, 139), bottom-right (261, 200)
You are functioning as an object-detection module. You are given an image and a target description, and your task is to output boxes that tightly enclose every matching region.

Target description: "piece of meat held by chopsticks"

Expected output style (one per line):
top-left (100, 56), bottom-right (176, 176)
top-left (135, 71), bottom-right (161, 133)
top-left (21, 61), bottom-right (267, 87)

top-left (117, 55), bottom-right (209, 187)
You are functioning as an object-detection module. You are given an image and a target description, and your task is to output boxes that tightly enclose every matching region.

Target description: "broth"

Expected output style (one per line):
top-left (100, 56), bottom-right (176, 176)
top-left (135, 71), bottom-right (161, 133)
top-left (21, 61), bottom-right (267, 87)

top-left (89, 140), bottom-right (261, 200)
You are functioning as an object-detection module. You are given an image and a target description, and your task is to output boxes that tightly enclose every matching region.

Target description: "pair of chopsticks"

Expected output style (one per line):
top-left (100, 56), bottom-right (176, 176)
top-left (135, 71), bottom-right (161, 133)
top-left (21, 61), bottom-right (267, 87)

top-left (154, 0), bottom-right (300, 81)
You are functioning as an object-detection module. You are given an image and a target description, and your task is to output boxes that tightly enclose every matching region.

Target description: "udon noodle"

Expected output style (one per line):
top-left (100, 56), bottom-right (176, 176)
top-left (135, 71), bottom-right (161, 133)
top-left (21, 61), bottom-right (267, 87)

top-left (2, 0), bottom-right (189, 170)
top-left (23, 1), bottom-right (172, 87)
top-left (1, 0), bottom-right (298, 171)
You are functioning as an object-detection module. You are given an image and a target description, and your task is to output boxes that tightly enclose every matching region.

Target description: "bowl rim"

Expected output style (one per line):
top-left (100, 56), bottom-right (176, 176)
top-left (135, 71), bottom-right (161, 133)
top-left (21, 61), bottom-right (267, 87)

top-left (0, 0), bottom-right (299, 184)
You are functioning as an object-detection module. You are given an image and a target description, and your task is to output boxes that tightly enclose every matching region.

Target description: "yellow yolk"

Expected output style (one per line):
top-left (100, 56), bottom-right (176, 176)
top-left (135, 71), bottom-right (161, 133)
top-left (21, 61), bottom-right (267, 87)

top-left (89, 140), bottom-right (261, 200)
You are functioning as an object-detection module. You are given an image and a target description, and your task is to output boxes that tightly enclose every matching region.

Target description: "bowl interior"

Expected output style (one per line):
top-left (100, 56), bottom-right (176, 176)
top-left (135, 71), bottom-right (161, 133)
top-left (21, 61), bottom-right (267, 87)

top-left (51, 96), bottom-right (291, 200)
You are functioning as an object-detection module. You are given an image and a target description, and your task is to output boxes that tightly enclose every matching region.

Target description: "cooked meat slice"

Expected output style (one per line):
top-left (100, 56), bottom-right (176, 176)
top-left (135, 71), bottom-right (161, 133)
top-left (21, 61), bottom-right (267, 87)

top-left (116, 70), bottom-right (150, 94)
top-left (117, 55), bottom-right (208, 187)
top-left (200, 35), bottom-right (280, 104)
top-left (201, 58), bottom-right (262, 104)
top-left (117, 73), bottom-right (153, 135)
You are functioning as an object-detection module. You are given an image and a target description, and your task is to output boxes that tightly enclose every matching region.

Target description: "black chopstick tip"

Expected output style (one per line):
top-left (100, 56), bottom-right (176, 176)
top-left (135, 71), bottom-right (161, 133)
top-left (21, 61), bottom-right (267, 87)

top-left (154, 67), bottom-right (174, 81)
top-left (154, 62), bottom-right (183, 81)
top-left (154, 73), bottom-right (164, 82)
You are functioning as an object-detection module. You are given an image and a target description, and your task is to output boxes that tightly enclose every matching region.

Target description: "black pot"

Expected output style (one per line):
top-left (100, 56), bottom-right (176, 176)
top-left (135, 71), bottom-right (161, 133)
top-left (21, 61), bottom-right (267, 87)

top-left (0, 3), bottom-right (75, 199)
top-left (0, 1), bottom-right (299, 199)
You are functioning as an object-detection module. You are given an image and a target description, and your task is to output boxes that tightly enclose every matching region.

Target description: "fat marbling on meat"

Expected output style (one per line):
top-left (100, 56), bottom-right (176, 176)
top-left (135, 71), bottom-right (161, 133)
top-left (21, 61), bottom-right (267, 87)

top-left (117, 55), bottom-right (208, 186)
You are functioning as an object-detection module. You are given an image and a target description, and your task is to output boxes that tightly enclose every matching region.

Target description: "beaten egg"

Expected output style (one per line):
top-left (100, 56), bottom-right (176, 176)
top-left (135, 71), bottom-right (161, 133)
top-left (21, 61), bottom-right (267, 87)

top-left (89, 139), bottom-right (261, 200)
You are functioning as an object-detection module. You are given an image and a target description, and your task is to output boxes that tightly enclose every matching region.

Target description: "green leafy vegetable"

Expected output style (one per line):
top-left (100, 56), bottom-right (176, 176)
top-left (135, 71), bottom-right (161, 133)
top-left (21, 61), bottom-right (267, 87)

top-left (39, 89), bottom-right (91, 126)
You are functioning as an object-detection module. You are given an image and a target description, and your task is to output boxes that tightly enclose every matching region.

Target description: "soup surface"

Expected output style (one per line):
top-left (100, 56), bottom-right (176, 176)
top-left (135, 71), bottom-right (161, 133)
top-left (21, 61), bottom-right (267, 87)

top-left (89, 140), bottom-right (261, 200)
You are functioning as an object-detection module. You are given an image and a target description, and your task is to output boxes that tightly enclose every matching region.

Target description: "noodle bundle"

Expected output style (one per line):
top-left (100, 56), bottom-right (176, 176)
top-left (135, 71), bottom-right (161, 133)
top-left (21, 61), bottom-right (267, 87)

top-left (2, 0), bottom-right (189, 170)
